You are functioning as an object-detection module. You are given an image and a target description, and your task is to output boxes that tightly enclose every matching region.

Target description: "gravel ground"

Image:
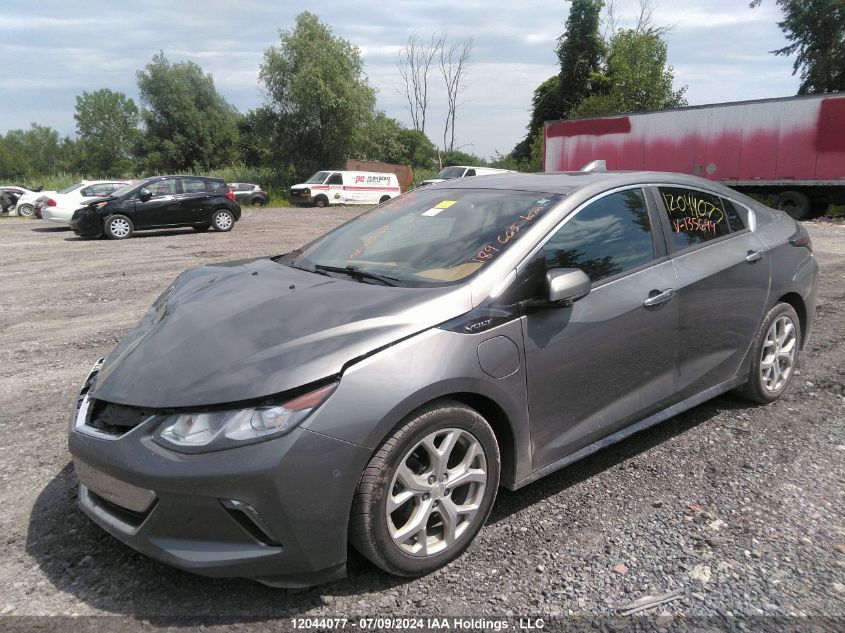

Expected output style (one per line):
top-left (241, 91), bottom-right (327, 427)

top-left (0, 210), bottom-right (843, 630)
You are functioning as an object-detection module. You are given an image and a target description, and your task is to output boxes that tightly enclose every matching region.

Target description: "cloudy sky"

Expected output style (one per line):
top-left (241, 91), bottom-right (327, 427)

top-left (0, 0), bottom-right (799, 158)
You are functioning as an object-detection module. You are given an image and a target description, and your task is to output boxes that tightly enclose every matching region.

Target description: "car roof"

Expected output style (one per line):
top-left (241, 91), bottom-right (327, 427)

top-left (426, 170), bottom-right (743, 197)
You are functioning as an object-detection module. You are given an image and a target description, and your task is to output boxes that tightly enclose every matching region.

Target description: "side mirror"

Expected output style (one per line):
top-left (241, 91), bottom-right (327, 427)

top-left (138, 188), bottom-right (152, 202)
top-left (546, 268), bottom-right (591, 305)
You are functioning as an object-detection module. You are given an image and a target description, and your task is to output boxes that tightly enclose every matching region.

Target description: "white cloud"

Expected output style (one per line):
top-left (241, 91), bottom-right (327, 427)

top-left (0, 0), bottom-right (802, 157)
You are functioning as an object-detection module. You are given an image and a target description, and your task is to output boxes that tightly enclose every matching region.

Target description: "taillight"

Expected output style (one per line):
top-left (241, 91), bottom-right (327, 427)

top-left (788, 222), bottom-right (813, 251)
top-left (226, 187), bottom-right (236, 202)
top-left (46, 198), bottom-right (57, 207)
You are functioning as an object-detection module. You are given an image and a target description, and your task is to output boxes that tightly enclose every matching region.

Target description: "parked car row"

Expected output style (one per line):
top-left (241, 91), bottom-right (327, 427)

top-left (3, 176), bottom-right (244, 239)
top-left (287, 165), bottom-right (514, 208)
top-left (37, 180), bottom-right (129, 222)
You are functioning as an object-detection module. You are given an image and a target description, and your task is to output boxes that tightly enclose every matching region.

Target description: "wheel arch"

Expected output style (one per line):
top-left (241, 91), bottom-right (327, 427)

top-left (776, 291), bottom-right (807, 348)
top-left (358, 389), bottom-right (521, 490)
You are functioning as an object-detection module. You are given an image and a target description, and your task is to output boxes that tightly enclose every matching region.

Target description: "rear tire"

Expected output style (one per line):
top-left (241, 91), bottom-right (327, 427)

top-left (349, 400), bottom-right (500, 577)
top-left (17, 203), bottom-right (34, 218)
top-left (734, 302), bottom-right (801, 404)
top-left (103, 214), bottom-right (134, 240)
top-left (211, 209), bottom-right (234, 232)
top-left (773, 191), bottom-right (811, 220)
top-left (379, 195), bottom-right (391, 204)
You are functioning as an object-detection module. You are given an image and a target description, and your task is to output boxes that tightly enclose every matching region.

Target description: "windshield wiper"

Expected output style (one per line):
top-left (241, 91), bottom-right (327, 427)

top-left (314, 264), bottom-right (401, 287)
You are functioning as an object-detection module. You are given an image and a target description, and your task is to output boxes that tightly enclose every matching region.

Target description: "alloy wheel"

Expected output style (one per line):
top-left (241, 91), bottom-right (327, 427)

top-left (386, 428), bottom-right (487, 556)
top-left (760, 314), bottom-right (797, 392)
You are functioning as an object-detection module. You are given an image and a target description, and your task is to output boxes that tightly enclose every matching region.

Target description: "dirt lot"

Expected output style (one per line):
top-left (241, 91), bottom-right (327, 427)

top-left (0, 209), bottom-right (843, 628)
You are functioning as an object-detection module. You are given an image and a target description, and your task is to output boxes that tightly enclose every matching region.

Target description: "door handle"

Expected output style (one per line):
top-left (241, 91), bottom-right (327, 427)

top-left (643, 288), bottom-right (676, 308)
top-left (746, 249), bottom-right (764, 263)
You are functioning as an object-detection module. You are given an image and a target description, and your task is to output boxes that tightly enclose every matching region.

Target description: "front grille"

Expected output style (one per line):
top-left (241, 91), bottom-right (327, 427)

top-left (86, 399), bottom-right (154, 437)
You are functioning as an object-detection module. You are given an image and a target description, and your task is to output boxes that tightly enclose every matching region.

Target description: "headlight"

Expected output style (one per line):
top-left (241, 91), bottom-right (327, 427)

top-left (152, 382), bottom-right (337, 453)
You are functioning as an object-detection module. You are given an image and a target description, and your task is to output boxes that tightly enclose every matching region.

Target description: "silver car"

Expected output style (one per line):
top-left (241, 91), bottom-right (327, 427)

top-left (227, 182), bottom-right (269, 206)
top-left (68, 171), bottom-right (818, 587)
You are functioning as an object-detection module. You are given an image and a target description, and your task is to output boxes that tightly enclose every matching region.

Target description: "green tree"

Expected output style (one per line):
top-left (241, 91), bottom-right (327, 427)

top-left (751, 0), bottom-right (845, 94)
top-left (572, 28), bottom-right (687, 117)
top-left (260, 12), bottom-right (377, 176)
top-left (74, 89), bottom-right (140, 175)
top-left (513, 75), bottom-right (561, 161)
top-left (352, 112), bottom-right (437, 168)
top-left (137, 52), bottom-right (240, 172)
top-left (0, 124), bottom-right (65, 179)
top-left (441, 149), bottom-right (487, 167)
top-left (557, 0), bottom-right (606, 116)
top-left (237, 108), bottom-right (275, 167)
top-left (396, 128), bottom-right (438, 168)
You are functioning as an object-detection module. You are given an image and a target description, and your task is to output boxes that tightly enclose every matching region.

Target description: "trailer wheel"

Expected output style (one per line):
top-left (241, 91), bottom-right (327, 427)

top-left (773, 191), bottom-right (811, 220)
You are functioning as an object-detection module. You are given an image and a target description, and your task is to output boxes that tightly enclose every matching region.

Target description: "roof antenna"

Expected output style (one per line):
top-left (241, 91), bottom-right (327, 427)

top-left (581, 160), bottom-right (607, 172)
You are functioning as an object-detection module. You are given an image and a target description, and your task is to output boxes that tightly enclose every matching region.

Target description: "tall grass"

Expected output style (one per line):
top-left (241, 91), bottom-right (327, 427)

top-left (13, 172), bottom-right (88, 192)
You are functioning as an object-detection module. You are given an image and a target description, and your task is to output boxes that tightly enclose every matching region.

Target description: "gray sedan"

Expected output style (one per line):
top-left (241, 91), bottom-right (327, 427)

top-left (68, 171), bottom-right (818, 587)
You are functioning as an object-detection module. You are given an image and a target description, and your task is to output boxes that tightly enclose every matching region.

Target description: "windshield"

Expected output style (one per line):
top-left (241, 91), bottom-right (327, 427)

top-left (435, 166), bottom-right (467, 180)
top-left (58, 182), bottom-right (85, 195)
top-left (304, 171), bottom-right (330, 184)
top-left (109, 180), bottom-right (141, 198)
top-left (281, 188), bottom-right (563, 287)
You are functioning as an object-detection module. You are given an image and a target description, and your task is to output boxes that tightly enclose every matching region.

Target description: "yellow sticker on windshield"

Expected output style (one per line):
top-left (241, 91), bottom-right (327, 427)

top-left (421, 200), bottom-right (457, 217)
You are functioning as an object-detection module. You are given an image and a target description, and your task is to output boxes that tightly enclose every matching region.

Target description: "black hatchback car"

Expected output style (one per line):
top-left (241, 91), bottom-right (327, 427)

top-left (70, 175), bottom-right (242, 240)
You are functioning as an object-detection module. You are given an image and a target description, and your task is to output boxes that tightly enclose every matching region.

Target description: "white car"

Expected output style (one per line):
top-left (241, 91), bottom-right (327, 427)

top-left (3, 185), bottom-right (43, 216)
top-left (37, 180), bottom-right (129, 223)
top-left (418, 165), bottom-right (515, 187)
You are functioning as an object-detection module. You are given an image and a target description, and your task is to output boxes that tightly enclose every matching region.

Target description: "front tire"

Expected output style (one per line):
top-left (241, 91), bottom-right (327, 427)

top-left (17, 203), bottom-right (35, 218)
top-left (103, 214), bottom-right (134, 240)
top-left (349, 400), bottom-right (500, 577)
top-left (735, 302), bottom-right (801, 403)
top-left (314, 196), bottom-right (328, 208)
top-left (211, 209), bottom-right (234, 232)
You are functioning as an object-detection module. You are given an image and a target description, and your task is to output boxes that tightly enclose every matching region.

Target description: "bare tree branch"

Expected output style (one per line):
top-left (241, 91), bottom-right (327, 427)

top-left (396, 31), bottom-right (443, 134)
top-left (439, 36), bottom-right (473, 152)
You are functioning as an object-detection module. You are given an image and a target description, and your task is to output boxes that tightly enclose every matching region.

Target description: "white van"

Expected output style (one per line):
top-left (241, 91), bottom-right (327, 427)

top-left (419, 165), bottom-right (515, 187)
top-left (290, 171), bottom-right (401, 207)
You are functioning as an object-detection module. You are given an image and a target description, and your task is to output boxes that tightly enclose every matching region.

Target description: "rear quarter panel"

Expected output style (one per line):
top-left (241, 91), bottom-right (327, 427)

top-left (750, 206), bottom-right (819, 344)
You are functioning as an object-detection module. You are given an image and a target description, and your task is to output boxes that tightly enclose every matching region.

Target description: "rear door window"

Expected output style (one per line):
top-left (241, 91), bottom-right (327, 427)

top-left (721, 197), bottom-right (747, 232)
top-left (658, 187), bottom-right (732, 250)
top-left (181, 178), bottom-right (209, 194)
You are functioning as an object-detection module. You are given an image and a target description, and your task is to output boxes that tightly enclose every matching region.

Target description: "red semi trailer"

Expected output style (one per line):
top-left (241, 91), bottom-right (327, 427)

top-left (542, 93), bottom-right (845, 218)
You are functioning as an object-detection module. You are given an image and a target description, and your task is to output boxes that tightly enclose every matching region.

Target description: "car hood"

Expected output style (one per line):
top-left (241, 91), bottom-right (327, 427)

top-left (91, 257), bottom-right (471, 409)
